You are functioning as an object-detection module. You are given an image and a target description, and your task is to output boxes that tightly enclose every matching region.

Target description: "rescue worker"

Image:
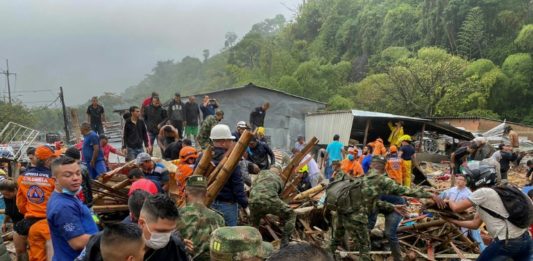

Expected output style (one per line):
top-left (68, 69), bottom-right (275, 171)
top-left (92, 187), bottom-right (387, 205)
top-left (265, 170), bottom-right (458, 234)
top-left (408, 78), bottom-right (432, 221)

top-left (136, 153), bottom-right (169, 192)
top-left (340, 147), bottom-right (364, 177)
top-left (197, 110), bottom-right (224, 149)
top-left (387, 121), bottom-right (404, 147)
top-left (329, 156), bottom-right (445, 260)
top-left (398, 135), bottom-right (415, 187)
top-left (370, 138), bottom-right (387, 156)
top-left (173, 146), bottom-right (198, 205)
top-left (232, 121), bottom-right (249, 141)
top-left (246, 136), bottom-right (276, 170)
top-left (249, 165), bottom-right (296, 247)
top-left (177, 175), bottom-right (225, 261)
top-left (385, 145), bottom-right (404, 185)
top-left (16, 145), bottom-right (60, 261)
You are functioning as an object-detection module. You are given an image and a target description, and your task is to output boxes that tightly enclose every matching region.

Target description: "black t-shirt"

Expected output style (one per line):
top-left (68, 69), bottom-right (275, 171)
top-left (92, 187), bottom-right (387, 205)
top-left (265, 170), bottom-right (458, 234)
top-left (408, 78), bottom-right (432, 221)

top-left (453, 147), bottom-right (469, 164)
top-left (164, 141), bottom-right (183, 160)
top-left (4, 197), bottom-right (24, 223)
top-left (86, 105), bottom-right (104, 124)
top-left (183, 102), bottom-right (200, 126)
top-left (399, 145), bottom-right (415, 160)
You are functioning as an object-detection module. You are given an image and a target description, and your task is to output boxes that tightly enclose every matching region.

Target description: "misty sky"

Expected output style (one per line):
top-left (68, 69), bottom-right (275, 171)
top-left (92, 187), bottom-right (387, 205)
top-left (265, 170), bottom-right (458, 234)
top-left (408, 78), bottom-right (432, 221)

top-left (0, 0), bottom-right (301, 107)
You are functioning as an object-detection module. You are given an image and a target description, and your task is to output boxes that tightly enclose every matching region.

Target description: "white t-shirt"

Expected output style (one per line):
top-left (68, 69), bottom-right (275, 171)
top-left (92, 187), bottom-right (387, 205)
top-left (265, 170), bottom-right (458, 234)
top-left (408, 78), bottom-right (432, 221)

top-left (301, 154), bottom-right (320, 176)
top-left (469, 187), bottom-right (527, 240)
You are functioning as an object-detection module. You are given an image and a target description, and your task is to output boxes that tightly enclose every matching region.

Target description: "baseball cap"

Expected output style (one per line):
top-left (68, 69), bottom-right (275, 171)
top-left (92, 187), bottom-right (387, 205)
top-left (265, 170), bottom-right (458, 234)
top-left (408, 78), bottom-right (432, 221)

top-left (135, 153), bottom-right (152, 165)
top-left (210, 226), bottom-right (273, 260)
top-left (35, 145), bottom-right (62, 160)
top-left (186, 175), bottom-right (207, 188)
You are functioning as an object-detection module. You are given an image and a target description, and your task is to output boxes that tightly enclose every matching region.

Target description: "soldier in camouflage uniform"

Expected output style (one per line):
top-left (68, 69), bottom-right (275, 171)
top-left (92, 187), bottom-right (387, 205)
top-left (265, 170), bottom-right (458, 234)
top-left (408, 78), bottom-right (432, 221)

top-left (197, 110), bottom-right (224, 149)
top-left (330, 156), bottom-right (444, 260)
top-left (176, 175), bottom-right (225, 260)
top-left (210, 226), bottom-right (273, 261)
top-left (249, 165), bottom-right (296, 246)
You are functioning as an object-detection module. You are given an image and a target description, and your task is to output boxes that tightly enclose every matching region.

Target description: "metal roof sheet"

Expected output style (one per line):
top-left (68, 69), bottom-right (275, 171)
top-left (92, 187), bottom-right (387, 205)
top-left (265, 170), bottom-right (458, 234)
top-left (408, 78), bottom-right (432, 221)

top-left (351, 109), bottom-right (431, 122)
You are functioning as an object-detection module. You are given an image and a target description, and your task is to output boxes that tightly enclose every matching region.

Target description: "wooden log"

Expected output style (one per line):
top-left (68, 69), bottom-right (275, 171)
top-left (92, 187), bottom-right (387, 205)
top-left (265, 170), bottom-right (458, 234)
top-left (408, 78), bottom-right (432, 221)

top-left (280, 137), bottom-right (319, 184)
top-left (205, 130), bottom-right (253, 206)
top-left (208, 157), bottom-right (228, 186)
top-left (92, 204), bottom-right (129, 213)
top-left (101, 159), bottom-right (136, 183)
top-left (193, 146), bottom-right (213, 177)
top-left (92, 178), bottom-right (130, 202)
top-left (293, 183), bottom-right (325, 201)
top-left (280, 172), bottom-right (305, 200)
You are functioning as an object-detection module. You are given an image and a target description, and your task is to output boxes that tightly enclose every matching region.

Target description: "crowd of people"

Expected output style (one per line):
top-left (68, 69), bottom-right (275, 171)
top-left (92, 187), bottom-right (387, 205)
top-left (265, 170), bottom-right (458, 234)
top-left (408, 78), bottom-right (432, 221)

top-left (1, 93), bottom-right (532, 261)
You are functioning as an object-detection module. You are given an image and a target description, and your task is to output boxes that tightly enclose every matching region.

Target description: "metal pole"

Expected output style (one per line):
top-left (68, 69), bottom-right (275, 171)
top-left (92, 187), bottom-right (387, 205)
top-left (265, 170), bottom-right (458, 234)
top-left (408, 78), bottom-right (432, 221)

top-left (6, 60), bottom-right (11, 104)
top-left (59, 87), bottom-right (71, 143)
top-left (363, 119), bottom-right (370, 145)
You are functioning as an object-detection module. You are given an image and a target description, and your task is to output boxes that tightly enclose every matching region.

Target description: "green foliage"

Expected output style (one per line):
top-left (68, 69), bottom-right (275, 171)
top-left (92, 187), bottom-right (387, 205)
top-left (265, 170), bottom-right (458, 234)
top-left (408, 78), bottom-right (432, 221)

top-left (515, 24), bottom-right (533, 52)
top-left (0, 102), bottom-right (35, 130)
top-left (327, 95), bottom-right (354, 110)
top-left (457, 7), bottom-right (486, 59)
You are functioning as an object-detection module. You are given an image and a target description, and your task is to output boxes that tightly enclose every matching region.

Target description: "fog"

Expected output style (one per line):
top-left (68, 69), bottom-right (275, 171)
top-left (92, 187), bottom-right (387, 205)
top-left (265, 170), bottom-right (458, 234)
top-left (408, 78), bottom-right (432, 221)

top-left (0, 0), bottom-right (301, 106)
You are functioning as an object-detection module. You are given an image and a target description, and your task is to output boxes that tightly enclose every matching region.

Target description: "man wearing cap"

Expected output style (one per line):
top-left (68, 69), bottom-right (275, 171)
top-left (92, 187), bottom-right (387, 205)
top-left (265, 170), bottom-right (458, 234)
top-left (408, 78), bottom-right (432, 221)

top-left (16, 145), bottom-right (60, 260)
top-left (177, 175), bottom-right (225, 261)
top-left (210, 226), bottom-right (273, 261)
top-left (398, 135), bottom-right (415, 187)
top-left (197, 110), bottom-right (224, 149)
top-left (183, 95), bottom-right (201, 143)
top-left (173, 146), bottom-right (199, 205)
top-left (167, 93), bottom-right (185, 138)
top-left (330, 156), bottom-right (445, 260)
top-left (136, 153), bottom-right (169, 192)
top-left (233, 121), bottom-right (250, 142)
top-left (205, 124), bottom-right (248, 226)
top-left (249, 165), bottom-right (296, 246)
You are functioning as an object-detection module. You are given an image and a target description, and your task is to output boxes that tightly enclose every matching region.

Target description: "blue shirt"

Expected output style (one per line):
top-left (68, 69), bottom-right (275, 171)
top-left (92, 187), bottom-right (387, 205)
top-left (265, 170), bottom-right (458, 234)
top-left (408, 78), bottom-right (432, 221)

top-left (399, 144), bottom-right (415, 160)
top-left (362, 154), bottom-right (372, 174)
top-left (200, 103), bottom-right (218, 120)
top-left (47, 191), bottom-right (98, 261)
top-left (144, 162), bottom-right (169, 192)
top-left (82, 131), bottom-right (104, 163)
top-left (326, 141), bottom-right (344, 164)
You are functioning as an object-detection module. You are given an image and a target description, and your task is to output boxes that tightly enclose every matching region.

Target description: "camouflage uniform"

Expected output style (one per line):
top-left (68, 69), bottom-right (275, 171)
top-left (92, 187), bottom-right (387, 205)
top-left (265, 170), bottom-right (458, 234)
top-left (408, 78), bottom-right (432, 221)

top-left (197, 115), bottom-right (218, 149)
top-left (177, 175), bottom-right (225, 261)
top-left (177, 202), bottom-right (225, 260)
top-left (210, 226), bottom-right (273, 261)
top-left (330, 168), bottom-right (432, 260)
top-left (249, 170), bottom-right (296, 245)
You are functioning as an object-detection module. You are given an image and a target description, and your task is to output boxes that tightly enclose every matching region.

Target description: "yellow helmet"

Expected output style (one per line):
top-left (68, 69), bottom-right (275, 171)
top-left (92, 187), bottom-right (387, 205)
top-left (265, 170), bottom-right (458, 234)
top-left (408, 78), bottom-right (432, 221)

top-left (399, 135), bottom-right (412, 142)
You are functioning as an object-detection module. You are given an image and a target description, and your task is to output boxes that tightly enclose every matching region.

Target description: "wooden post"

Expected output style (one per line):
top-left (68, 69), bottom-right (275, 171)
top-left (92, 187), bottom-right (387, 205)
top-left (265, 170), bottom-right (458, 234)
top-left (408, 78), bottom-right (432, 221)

top-left (92, 178), bottom-right (131, 202)
top-left (193, 146), bottom-right (213, 177)
top-left (363, 119), bottom-right (370, 145)
top-left (205, 130), bottom-right (253, 206)
top-left (280, 137), bottom-right (319, 185)
top-left (418, 123), bottom-right (426, 152)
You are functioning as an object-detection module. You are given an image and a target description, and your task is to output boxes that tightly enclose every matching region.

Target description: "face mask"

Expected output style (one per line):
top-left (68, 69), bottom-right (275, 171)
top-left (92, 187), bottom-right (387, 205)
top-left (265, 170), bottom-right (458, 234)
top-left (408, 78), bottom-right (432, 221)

top-left (62, 187), bottom-right (82, 196)
top-left (348, 154), bottom-right (355, 161)
top-left (144, 223), bottom-right (171, 250)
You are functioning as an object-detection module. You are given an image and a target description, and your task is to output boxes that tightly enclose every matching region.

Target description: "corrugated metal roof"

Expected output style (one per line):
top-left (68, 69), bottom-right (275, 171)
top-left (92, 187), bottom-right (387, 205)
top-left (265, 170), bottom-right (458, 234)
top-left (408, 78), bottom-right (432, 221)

top-left (351, 110), bottom-right (431, 122)
top-left (193, 83), bottom-right (326, 105)
top-left (305, 111), bottom-right (353, 145)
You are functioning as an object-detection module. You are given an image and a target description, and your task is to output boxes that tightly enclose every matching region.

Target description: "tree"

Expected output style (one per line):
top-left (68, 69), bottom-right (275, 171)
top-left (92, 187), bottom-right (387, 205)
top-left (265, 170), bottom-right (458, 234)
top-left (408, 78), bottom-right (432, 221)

top-left (328, 95), bottom-right (354, 110)
top-left (0, 102), bottom-right (36, 130)
top-left (202, 49), bottom-right (210, 63)
top-left (457, 7), bottom-right (486, 59)
top-left (224, 32), bottom-right (238, 49)
top-left (515, 24), bottom-right (533, 52)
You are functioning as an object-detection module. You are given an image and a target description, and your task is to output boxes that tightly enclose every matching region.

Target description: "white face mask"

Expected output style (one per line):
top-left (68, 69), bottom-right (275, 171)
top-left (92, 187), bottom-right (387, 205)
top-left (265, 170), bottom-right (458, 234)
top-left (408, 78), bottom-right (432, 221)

top-left (144, 223), bottom-right (171, 250)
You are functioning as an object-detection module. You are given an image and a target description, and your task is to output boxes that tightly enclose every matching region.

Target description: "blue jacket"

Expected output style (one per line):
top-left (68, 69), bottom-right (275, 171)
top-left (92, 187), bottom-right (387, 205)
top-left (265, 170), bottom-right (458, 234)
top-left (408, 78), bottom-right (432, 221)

top-left (362, 154), bottom-right (373, 174)
top-left (210, 147), bottom-right (248, 208)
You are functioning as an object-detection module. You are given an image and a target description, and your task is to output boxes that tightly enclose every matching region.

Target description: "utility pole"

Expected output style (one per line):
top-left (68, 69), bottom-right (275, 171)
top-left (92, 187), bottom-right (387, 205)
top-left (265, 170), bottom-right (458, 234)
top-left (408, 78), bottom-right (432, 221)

top-left (59, 86), bottom-right (71, 143)
top-left (1, 59), bottom-right (16, 104)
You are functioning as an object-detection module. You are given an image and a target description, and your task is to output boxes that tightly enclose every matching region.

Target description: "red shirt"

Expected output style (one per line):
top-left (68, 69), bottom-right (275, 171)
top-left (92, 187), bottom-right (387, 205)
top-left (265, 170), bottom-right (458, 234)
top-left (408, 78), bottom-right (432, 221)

top-left (128, 178), bottom-right (158, 196)
top-left (102, 144), bottom-right (118, 162)
top-left (142, 97), bottom-right (152, 107)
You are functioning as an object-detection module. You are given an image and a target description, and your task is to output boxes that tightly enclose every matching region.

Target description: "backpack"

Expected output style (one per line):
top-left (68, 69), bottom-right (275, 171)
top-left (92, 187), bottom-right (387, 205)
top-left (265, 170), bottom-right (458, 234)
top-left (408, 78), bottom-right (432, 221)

top-left (324, 175), bottom-right (364, 214)
top-left (479, 185), bottom-right (533, 229)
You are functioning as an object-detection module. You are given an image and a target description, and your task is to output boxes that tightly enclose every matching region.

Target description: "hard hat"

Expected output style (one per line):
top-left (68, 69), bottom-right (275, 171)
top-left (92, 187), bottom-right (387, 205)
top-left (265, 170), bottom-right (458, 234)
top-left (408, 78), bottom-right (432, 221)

top-left (210, 124), bottom-right (235, 140)
top-left (389, 145), bottom-right (398, 153)
top-left (180, 146), bottom-right (198, 161)
top-left (237, 121), bottom-right (248, 129)
top-left (399, 135), bottom-right (412, 142)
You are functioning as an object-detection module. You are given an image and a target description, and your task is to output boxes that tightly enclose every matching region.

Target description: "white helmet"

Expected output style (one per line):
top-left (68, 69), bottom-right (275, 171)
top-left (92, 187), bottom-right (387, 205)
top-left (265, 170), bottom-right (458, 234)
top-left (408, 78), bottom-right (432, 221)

top-left (210, 124), bottom-right (235, 140)
top-left (237, 121), bottom-right (248, 128)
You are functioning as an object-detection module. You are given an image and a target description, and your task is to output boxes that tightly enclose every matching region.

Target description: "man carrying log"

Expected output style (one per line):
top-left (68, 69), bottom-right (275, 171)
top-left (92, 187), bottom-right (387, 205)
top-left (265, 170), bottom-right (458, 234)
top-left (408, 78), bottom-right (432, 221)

top-left (207, 124), bottom-right (248, 226)
top-left (327, 156), bottom-right (445, 260)
top-left (177, 175), bottom-right (225, 260)
top-left (249, 164), bottom-right (296, 247)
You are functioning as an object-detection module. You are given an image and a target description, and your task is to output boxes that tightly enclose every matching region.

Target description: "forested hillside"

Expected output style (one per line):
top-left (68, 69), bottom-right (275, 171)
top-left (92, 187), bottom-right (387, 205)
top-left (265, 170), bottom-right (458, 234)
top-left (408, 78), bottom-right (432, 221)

top-left (126, 0), bottom-right (533, 124)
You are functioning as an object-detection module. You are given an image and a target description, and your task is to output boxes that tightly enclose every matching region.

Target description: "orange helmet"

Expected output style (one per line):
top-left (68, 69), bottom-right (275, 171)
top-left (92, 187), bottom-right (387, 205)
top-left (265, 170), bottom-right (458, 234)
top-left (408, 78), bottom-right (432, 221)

top-left (389, 145), bottom-right (398, 153)
top-left (180, 146), bottom-right (198, 161)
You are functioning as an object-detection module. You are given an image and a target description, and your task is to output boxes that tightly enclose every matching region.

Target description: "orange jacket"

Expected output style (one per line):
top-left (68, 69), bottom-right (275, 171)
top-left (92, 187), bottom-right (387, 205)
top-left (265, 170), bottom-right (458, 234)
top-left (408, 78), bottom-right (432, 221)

top-left (16, 167), bottom-right (55, 218)
top-left (341, 158), bottom-right (364, 177)
top-left (385, 156), bottom-right (405, 185)
top-left (371, 140), bottom-right (387, 156)
top-left (172, 160), bottom-right (195, 205)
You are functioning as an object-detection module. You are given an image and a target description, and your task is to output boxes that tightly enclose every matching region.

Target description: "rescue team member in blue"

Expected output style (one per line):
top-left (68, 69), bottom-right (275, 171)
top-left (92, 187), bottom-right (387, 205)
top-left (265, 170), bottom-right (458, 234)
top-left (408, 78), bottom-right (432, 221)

top-left (80, 123), bottom-right (106, 179)
top-left (47, 157), bottom-right (98, 261)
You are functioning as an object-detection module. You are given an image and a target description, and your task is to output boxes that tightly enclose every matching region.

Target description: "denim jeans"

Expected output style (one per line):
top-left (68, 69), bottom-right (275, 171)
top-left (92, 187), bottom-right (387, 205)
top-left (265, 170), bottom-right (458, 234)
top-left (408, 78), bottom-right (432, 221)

top-left (325, 164), bottom-right (333, 180)
top-left (126, 147), bottom-right (144, 161)
top-left (477, 232), bottom-right (533, 261)
top-left (368, 195), bottom-right (405, 261)
top-left (211, 200), bottom-right (239, 226)
top-left (468, 229), bottom-right (486, 252)
top-left (148, 132), bottom-right (157, 147)
top-left (0, 197), bottom-right (5, 225)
